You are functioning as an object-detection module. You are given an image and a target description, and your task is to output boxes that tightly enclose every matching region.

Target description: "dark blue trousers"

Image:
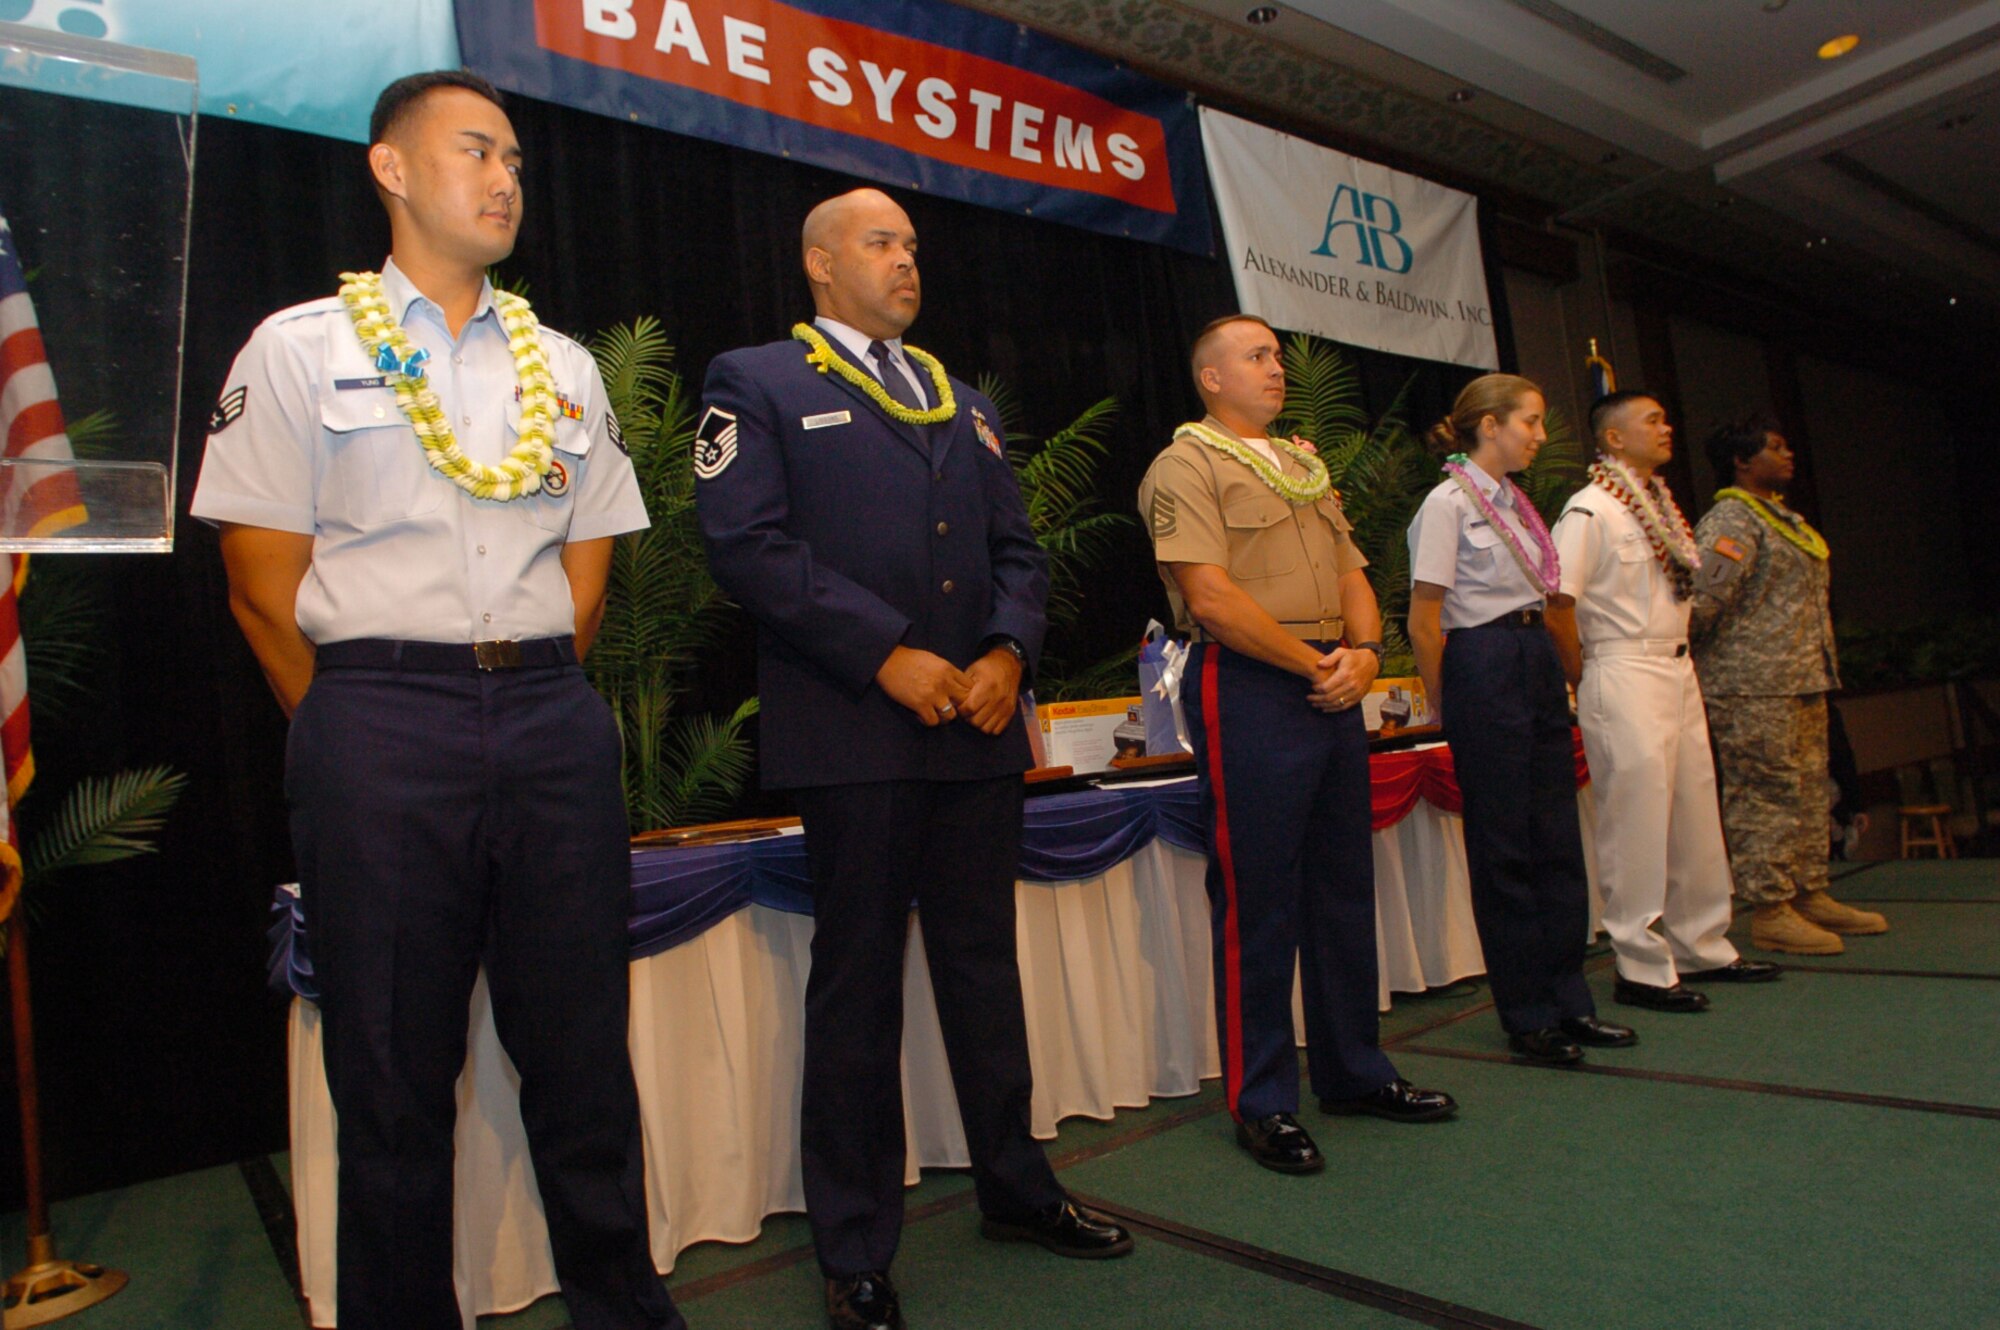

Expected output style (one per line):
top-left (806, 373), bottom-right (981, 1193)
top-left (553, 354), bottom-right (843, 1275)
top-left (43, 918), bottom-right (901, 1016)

top-left (288, 652), bottom-right (682, 1330)
top-left (1441, 619), bottom-right (1595, 1035)
top-left (792, 776), bottom-right (1064, 1278)
top-left (1181, 643), bottom-right (1398, 1122)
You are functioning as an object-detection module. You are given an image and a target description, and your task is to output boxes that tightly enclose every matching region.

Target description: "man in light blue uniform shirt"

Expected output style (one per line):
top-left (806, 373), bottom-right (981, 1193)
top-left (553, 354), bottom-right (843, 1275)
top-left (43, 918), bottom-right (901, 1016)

top-left (191, 72), bottom-right (682, 1330)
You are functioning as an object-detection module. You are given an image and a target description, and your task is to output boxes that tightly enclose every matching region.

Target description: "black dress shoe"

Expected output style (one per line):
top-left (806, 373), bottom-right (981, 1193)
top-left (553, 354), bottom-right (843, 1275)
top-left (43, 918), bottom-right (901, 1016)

top-left (1613, 977), bottom-right (1711, 1013)
top-left (826, 1271), bottom-right (903, 1330)
top-left (1321, 1078), bottom-right (1458, 1122)
top-left (1234, 1112), bottom-right (1325, 1173)
top-left (979, 1198), bottom-right (1134, 1258)
top-left (1680, 959), bottom-right (1783, 983)
top-left (1507, 1028), bottom-right (1584, 1064)
top-left (1561, 1014), bottom-right (1638, 1047)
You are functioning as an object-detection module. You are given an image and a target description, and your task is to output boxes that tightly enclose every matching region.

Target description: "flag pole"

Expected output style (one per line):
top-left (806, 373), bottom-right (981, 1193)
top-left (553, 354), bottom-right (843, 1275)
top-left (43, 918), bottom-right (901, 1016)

top-left (2, 918), bottom-right (126, 1328)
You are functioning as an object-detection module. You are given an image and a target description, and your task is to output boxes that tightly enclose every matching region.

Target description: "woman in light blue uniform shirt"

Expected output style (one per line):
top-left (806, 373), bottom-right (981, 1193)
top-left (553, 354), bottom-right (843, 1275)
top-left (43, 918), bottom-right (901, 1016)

top-left (1406, 374), bottom-right (1637, 1065)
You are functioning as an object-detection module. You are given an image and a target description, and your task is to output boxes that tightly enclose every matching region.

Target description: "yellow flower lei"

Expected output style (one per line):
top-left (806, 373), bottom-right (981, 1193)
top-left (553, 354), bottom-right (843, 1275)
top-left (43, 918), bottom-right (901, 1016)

top-left (791, 323), bottom-right (957, 425)
top-left (1714, 487), bottom-right (1829, 561)
top-left (1174, 420), bottom-right (1330, 504)
top-left (338, 271), bottom-right (557, 501)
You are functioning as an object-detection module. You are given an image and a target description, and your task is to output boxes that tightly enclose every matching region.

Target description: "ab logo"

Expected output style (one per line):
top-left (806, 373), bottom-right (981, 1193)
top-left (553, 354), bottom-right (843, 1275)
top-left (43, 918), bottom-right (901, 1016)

top-left (1310, 186), bottom-right (1413, 274)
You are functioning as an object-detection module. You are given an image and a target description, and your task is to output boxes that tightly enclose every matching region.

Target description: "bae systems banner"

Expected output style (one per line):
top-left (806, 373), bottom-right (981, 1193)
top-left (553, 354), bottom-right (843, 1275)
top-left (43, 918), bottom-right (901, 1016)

top-left (1199, 108), bottom-right (1498, 370)
top-left (460, 0), bottom-right (1213, 254)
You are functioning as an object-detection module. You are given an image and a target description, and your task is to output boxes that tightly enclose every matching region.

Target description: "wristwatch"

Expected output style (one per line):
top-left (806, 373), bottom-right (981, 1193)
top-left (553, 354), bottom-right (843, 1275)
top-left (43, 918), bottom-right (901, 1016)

top-left (986, 636), bottom-right (1027, 667)
top-left (1354, 640), bottom-right (1384, 665)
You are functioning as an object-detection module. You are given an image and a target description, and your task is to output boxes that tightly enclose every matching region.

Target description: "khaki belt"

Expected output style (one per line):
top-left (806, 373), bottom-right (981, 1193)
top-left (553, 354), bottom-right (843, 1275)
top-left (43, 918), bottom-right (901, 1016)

top-left (1583, 638), bottom-right (1689, 660)
top-left (1189, 617), bottom-right (1343, 645)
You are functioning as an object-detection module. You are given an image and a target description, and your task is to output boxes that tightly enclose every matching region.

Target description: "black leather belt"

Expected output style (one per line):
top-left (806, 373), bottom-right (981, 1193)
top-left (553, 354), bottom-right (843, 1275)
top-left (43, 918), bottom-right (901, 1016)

top-left (1465, 607), bottom-right (1545, 630)
top-left (315, 637), bottom-right (577, 673)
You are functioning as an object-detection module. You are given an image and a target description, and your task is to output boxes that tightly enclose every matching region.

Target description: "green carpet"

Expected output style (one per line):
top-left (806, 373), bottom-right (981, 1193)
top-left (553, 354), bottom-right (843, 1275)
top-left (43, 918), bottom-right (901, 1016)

top-left (1823, 859), bottom-right (1998, 901)
top-left (1406, 956), bottom-right (2000, 1110)
top-left (0, 1163), bottom-right (303, 1330)
top-left (1060, 1056), bottom-right (1999, 1330)
top-left (12, 859), bottom-right (1996, 1329)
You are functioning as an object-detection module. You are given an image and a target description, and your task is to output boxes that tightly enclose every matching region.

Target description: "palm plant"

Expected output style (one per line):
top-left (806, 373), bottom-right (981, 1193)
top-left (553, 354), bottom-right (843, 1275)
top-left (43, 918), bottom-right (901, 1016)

top-left (976, 375), bottom-right (1141, 702)
top-left (3, 526), bottom-right (186, 946)
top-left (583, 319), bottom-right (757, 833)
top-left (1271, 334), bottom-right (1432, 674)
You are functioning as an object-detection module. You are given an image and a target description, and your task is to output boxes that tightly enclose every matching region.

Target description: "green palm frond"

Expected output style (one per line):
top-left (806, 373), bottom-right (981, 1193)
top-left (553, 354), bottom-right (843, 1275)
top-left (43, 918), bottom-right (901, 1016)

top-left (487, 268), bottom-right (532, 299)
top-left (17, 559), bottom-right (106, 732)
top-left (1274, 332), bottom-right (1368, 443)
top-left (974, 373), bottom-right (1033, 447)
top-left (645, 697), bottom-right (760, 832)
top-left (24, 765), bottom-right (186, 883)
top-left (62, 408), bottom-right (120, 461)
top-left (1037, 644), bottom-right (1141, 704)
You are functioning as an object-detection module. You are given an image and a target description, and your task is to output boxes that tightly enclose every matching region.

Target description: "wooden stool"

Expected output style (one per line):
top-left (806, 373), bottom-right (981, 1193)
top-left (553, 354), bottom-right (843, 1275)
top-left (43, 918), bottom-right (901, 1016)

top-left (1899, 805), bottom-right (1956, 858)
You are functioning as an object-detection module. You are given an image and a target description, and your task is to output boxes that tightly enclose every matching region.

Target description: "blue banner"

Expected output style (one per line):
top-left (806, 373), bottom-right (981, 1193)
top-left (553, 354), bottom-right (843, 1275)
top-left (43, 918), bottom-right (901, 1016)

top-left (0, 1), bottom-right (459, 141)
top-left (458, 0), bottom-right (1211, 254)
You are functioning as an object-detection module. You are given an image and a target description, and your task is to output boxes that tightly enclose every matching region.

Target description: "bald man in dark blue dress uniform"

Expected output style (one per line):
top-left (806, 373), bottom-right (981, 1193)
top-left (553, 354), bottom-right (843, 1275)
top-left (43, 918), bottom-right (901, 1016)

top-left (694, 188), bottom-right (1131, 1330)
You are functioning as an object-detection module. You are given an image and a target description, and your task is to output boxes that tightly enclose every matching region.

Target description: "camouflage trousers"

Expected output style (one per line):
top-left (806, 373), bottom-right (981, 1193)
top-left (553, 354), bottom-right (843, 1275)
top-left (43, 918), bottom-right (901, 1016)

top-left (1706, 693), bottom-right (1829, 906)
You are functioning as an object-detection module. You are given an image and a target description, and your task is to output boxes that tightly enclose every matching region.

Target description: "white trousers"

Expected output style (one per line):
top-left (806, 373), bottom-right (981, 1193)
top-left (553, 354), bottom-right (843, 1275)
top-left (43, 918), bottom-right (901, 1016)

top-left (1577, 650), bottom-right (1741, 987)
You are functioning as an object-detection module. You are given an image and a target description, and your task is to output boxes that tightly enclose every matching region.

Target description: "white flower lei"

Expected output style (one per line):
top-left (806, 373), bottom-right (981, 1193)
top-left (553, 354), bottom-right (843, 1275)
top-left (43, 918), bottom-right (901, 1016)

top-left (338, 271), bottom-right (557, 501)
top-left (1174, 420), bottom-right (1330, 504)
top-left (1590, 457), bottom-right (1699, 598)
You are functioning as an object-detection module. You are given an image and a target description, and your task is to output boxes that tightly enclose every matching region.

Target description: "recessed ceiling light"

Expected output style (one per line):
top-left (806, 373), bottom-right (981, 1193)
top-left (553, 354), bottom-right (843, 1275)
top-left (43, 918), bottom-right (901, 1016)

top-left (1818, 34), bottom-right (1861, 59)
top-left (1245, 5), bottom-right (1279, 24)
top-left (1447, 88), bottom-right (1475, 103)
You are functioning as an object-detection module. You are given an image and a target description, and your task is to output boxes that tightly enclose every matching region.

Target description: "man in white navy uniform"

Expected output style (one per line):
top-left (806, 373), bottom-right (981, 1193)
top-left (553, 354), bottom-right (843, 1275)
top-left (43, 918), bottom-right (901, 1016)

top-left (1548, 392), bottom-right (1779, 1014)
top-left (190, 72), bottom-right (682, 1330)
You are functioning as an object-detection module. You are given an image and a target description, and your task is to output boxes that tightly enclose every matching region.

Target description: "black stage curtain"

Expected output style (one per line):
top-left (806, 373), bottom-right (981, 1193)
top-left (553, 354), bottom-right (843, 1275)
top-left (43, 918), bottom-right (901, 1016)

top-left (0, 97), bottom-right (1476, 1202)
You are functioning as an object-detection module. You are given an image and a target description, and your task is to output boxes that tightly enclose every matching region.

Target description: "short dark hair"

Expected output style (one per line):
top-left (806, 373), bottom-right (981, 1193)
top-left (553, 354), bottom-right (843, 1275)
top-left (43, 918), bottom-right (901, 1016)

top-left (1588, 389), bottom-right (1657, 443)
top-left (1189, 314), bottom-right (1275, 392)
top-left (369, 70), bottom-right (505, 147)
top-left (1703, 413), bottom-right (1780, 488)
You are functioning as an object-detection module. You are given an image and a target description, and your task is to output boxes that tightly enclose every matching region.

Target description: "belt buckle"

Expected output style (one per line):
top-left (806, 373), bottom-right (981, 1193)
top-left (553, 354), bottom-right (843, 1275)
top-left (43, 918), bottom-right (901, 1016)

top-left (473, 639), bottom-right (523, 671)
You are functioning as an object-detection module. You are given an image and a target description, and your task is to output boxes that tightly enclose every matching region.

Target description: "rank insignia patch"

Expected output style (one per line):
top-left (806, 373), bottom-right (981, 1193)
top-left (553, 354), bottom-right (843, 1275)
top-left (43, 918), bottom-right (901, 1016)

top-left (973, 407), bottom-right (1003, 457)
top-left (606, 410), bottom-right (627, 454)
top-left (542, 458), bottom-right (571, 497)
top-left (1151, 492), bottom-right (1178, 540)
top-left (693, 406), bottom-right (738, 480)
top-left (1712, 536), bottom-right (1747, 562)
top-left (209, 386), bottom-right (247, 434)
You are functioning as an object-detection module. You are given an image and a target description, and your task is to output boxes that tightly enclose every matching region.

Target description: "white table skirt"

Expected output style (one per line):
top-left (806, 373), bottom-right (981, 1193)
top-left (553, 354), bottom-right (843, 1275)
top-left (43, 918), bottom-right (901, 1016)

top-left (289, 789), bottom-right (1599, 1326)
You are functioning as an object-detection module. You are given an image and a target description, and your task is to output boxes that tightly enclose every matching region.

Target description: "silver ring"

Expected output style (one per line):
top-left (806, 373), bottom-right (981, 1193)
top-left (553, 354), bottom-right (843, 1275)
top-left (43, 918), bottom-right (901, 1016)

top-left (939, 702), bottom-right (956, 716)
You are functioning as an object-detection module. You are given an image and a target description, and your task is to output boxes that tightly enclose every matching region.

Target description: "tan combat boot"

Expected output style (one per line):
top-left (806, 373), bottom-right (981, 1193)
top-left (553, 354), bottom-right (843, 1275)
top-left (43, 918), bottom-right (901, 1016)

top-left (1793, 890), bottom-right (1890, 935)
top-left (1750, 901), bottom-right (1845, 955)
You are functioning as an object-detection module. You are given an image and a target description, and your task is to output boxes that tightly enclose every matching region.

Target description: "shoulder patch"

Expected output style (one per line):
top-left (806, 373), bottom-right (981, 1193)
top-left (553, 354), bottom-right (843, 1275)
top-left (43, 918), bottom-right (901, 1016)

top-left (1150, 491), bottom-right (1178, 540)
top-left (606, 409), bottom-right (627, 454)
top-left (1712, 535), bottom-right (1746, 563)
top-left (692, 405), bottom-right (738, 480)
top-left (209, 386), bottom-right (247, 434)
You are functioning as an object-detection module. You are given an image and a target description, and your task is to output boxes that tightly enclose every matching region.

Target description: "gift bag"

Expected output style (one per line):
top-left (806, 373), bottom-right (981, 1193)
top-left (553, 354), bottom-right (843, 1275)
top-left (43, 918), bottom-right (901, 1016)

top-left (1136, 621), bottom-right (1191, 756)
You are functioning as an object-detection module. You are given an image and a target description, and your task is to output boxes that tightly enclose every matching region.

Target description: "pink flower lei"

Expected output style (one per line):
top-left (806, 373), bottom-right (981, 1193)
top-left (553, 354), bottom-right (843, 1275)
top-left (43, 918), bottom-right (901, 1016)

top-left (1442, 454), bottom-right (1560, 598)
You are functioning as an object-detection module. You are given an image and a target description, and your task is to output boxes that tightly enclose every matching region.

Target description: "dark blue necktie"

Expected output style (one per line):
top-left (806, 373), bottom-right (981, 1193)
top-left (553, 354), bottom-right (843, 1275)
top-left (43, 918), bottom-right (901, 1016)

top-left (868, 339), bottom-right (926, 412)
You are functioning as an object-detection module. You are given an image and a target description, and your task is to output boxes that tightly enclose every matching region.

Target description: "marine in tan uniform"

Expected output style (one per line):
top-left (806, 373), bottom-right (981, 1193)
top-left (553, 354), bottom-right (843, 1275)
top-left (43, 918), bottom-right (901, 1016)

top-left (1138, 315), bottom-right (1454, 1178)
top-left (1691, 417), bottom-right (1888, 954)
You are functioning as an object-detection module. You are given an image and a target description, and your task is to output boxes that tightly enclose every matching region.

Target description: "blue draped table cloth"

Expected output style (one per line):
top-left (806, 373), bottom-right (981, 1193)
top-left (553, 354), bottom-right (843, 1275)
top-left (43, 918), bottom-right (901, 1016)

top-left (277, 768), bottom-right (1599, 1327)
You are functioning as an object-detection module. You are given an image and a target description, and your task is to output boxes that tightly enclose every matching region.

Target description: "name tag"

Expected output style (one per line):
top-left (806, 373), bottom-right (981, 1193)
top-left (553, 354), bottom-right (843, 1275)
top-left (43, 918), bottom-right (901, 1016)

top-left (333, 376), bottom-right (390, 391)
top-left (802, 411), bottom-right (851, 430)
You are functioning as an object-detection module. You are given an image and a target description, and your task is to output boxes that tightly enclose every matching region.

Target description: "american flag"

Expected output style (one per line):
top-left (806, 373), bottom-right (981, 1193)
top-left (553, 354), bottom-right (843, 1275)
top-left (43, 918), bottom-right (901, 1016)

top-left (0, 205), bottom-right (87, 893)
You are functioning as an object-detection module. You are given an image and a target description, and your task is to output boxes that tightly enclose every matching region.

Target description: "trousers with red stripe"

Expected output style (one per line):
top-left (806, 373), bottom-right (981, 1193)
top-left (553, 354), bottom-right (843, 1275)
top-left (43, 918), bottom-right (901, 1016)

top-left (1183, 642), bottom-right (1400, 1122)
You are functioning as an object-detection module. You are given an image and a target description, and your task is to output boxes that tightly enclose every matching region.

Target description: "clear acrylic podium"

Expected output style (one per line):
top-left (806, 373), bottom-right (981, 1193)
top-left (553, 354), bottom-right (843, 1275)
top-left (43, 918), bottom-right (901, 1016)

top-left (0, 21), bottom-right (195, 554)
